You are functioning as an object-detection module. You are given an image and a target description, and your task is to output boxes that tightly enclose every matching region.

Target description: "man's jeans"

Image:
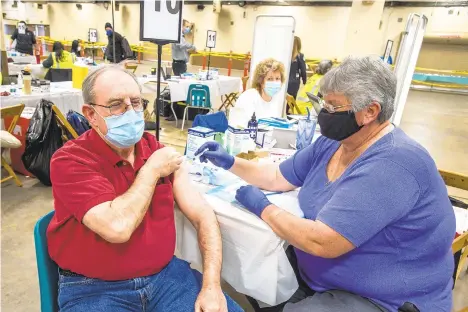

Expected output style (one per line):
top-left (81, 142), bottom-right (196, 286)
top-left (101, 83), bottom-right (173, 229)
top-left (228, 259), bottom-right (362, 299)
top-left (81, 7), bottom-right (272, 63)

top-left (58, 257), bottom-right (244, 312)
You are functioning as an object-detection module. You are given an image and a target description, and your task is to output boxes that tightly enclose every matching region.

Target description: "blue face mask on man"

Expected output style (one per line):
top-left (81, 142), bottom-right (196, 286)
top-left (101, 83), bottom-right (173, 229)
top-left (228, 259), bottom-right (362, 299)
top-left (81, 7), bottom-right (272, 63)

top-left (264, 81), bottom-right (282, 97)
top-left (106, 29), bottom-right (113, 37)
top-left (96, 109), bottom-right (145, 149)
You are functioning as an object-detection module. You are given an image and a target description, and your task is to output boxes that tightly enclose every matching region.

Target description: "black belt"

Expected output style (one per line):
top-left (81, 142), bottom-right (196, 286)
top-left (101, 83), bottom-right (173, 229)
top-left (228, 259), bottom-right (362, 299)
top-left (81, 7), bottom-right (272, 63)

top-left (172, 60), bottom-right (186, 64)
top-left (59, 268), bottom-right (84, 277)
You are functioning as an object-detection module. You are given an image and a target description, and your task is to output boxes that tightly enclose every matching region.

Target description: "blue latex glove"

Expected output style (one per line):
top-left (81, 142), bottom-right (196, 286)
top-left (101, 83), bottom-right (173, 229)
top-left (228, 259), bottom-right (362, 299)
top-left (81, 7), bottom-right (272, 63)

top-left (195, 141), bottom-right (235, 170)
top-left (235, 185), bottom-right (272, 218)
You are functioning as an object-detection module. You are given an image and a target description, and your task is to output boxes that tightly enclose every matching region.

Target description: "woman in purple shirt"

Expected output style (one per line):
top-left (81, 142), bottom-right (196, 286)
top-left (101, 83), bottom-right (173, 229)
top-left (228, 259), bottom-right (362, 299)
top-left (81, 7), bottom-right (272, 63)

top-left (196, 55), bottom-right (455, 312)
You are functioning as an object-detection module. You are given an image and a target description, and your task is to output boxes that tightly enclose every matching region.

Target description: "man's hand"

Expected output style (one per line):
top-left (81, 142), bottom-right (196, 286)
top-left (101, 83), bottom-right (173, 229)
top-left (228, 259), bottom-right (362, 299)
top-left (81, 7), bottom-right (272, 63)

top-left (235, 185), bottom-right (272, 218)
top-left (195, 286), bottom-right (227, 312)
top-left (146, 147), bottom-right (183, 177)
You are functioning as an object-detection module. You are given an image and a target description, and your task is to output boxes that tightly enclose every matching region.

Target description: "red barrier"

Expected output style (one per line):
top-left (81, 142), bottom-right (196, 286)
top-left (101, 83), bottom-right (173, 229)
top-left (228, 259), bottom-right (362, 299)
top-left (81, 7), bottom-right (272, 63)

top-left (243, 52), bottom-right (251, 77)
top-left (202, 54), bottom-right (207, 70)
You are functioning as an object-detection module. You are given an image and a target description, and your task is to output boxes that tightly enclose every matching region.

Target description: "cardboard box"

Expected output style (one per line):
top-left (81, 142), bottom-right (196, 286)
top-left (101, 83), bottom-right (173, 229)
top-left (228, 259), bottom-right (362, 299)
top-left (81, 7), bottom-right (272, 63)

top-left (186, 126), bottom-right (216, 159)
top-left (226, 126), bottom-right (251, 156)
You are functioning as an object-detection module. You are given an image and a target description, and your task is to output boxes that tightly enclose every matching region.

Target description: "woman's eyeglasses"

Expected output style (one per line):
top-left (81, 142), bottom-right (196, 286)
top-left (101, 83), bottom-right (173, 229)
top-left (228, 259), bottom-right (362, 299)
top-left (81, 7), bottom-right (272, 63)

top-left (322, 102), bottom-right (353, 113)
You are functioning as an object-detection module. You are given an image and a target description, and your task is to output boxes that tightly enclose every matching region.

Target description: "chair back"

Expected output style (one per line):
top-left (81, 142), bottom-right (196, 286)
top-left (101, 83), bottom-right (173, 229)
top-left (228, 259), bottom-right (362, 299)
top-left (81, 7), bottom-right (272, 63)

top-left (34, 211), bottom-right (59, 312)
top-left (124, 63), bottom-right (138, 74)
top-left (186, 84), bottom-right (211, 108)
top-left (1, 104), bottom-right (25, 133)
top-left (51, 105), bottom-right (78, 141)
top-left (242, 76), bottom-right (249, 92)
top-left (285, 94), bottom-right (302, 115)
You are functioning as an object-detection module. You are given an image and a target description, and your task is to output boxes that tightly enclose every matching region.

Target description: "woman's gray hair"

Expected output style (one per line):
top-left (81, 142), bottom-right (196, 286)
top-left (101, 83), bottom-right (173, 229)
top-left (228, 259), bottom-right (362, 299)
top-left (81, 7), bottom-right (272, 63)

top-left (319, 55), bottom-right (397, 123)
top-left (82, 65), bottom-right (141, 104)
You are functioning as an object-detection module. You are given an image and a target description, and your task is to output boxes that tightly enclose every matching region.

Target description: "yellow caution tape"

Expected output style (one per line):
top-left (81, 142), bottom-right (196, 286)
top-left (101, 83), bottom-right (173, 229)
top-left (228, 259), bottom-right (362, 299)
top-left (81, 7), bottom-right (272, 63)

top-left (35, 36), bottom-right (468, 76)
top-left (412, 80), bottom-right (468, 89)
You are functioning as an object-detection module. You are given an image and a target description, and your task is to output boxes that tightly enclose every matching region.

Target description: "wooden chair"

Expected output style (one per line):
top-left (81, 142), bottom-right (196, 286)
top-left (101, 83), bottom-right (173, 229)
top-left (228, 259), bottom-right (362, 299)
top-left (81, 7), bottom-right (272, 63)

top-left (453, 232), bottom-right (468, 281)
top-left (51, 105), bottom-right (78, 142)
top-left (219, 75), bottom-right (250, 112)
top-left (124, 63), bottom-right (138, 74)
top-left (1, 104), bottom-right (25, 187)
top-left (286, 93), bottom-right (303, 115)
top-left (241, 75), bottom-right (249, 92)
top-left (439, 170), bottom-right (468, 282)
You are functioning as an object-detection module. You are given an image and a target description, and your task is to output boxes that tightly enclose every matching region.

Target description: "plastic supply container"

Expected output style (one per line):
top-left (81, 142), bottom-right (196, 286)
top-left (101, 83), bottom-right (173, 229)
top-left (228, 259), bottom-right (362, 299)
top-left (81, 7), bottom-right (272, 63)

top-left (296, 117), bottom-right (317, 150)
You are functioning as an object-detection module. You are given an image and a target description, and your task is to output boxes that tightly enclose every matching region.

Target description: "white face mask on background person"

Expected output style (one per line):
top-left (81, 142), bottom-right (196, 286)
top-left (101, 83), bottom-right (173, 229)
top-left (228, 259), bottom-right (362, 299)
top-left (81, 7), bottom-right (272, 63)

top-left (18, 23), bottom-right (26, 35)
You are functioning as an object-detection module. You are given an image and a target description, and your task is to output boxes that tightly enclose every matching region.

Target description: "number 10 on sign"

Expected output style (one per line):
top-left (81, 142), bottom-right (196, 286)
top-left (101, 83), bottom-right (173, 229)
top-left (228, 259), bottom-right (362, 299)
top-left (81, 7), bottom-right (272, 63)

top-left (206, 30), bottom-right (217, 49)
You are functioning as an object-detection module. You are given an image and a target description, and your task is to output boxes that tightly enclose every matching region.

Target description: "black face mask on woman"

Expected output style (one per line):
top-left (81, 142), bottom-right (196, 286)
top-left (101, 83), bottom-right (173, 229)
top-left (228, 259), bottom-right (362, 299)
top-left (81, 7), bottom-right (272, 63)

top-left (317, 108), bottom-right (363, 141)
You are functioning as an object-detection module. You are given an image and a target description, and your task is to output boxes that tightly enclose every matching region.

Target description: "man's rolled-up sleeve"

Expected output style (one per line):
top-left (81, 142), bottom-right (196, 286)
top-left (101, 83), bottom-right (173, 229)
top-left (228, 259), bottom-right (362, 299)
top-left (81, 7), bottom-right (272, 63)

top-left (51, 151), bottom-right (117, 222)
top-left (317, 160), bottom-right (420, 248)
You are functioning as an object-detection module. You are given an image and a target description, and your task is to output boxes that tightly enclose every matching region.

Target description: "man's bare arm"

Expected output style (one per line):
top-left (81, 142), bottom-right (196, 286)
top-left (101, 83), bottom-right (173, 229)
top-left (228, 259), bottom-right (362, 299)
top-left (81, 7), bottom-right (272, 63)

top-left (82, 147), bottom-right (182, 243)
top-left (173, 163), bottom-right (222, 288)
top-left (82, 164), bottom-right (160, 243)
top-left (261, 205), bottom-right (355, 258)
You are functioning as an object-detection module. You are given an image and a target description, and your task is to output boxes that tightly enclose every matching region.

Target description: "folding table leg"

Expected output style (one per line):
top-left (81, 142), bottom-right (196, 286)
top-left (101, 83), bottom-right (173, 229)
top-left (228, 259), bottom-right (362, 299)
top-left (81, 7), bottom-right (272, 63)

top-left (182, 106), bottom-right (189, 131)
top-left (170, 102), bottom-right (178, 127)
top-left (1, 157), bottom-right (22, 187)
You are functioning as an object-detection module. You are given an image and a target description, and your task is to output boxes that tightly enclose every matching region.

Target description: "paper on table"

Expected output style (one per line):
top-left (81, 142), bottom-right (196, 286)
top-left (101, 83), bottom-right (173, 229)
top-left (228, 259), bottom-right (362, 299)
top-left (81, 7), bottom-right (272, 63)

top-left (454, 206), bottom-right (468, 234)
top-left (207, 183), bottom-right (304, 218)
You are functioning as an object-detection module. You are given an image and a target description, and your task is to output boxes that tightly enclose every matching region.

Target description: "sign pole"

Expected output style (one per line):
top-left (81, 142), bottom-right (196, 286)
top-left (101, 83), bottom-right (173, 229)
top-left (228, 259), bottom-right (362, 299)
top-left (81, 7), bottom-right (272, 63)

top-left (207, 48), bottom-right (212, 80)
top-left (140, 0), bottom-right (183, 140)
top-left (155, 43), bottom-right (163, 140)
top-left (111, 0), bottom-right (116, 64)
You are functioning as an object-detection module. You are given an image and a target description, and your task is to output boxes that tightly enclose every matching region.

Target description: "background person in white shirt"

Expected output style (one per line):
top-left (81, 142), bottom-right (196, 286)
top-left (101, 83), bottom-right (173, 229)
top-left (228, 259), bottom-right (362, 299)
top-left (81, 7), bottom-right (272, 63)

top-left (231, 58), bottom-right (285, 127)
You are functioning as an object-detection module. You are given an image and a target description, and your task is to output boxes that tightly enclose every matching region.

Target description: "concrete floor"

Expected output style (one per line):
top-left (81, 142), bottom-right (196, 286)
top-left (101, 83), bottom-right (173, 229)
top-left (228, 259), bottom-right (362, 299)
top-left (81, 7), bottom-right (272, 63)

top-left (1, 63), bottom-right (468, 311)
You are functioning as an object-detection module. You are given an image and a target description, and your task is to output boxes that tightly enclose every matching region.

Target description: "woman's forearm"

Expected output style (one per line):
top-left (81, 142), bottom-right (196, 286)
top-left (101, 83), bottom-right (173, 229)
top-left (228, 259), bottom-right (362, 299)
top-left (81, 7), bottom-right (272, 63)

top-left (230, 158), bottom-right (287, 192)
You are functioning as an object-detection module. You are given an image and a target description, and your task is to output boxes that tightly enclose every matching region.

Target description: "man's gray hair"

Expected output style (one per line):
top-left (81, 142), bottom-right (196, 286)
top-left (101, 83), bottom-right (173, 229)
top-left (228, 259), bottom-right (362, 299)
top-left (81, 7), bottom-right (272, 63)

top-left (316, 60), bottom-right (333, 75)
top-left (319, 55), bottom-right (397, 123)
top-left (82, 65), bottom-right (141, 104)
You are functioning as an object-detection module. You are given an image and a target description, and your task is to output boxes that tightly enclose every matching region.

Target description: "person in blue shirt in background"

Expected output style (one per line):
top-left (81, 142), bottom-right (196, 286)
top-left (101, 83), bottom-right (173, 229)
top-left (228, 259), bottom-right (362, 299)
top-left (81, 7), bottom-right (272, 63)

top-left (196, 55), bottom-right (455, 312)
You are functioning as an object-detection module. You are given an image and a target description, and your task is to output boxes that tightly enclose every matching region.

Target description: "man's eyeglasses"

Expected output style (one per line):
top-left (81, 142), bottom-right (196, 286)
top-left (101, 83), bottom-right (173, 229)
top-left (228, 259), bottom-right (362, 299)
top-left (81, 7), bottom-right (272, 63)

top-left (90, 98), bottom-right (144, 116)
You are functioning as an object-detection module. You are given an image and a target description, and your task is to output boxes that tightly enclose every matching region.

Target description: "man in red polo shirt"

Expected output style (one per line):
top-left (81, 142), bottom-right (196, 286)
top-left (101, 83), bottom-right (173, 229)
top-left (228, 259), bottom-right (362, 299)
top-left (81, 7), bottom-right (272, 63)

top-left (47, 66), bottom-right (244, 312)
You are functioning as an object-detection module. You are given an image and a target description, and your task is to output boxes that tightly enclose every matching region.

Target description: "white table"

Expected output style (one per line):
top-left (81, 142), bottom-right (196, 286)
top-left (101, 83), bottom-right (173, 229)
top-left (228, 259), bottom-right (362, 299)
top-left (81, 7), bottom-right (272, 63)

top-left (175, 160), bottom-right (468, 307)
top-left (175, 179), bottom-right (299, 307)
top-left (0, 82), bottom-right (83, 114)
top-left (8, 53), bottom-right (36, 64)
top-left (167, 76), bottom-right (242, 110)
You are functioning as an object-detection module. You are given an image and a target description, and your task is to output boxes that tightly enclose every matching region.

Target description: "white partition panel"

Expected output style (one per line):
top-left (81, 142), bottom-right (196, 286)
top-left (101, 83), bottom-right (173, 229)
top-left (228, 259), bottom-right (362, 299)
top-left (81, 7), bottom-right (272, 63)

top-left (250, 15), bottom-right (296, 118)
top-left (392, 13), bottom-right (428, 126)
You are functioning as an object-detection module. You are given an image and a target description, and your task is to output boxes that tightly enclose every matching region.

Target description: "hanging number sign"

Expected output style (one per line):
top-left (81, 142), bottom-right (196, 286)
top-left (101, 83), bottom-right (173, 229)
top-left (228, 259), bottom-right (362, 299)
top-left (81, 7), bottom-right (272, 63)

top-left (140, 0), bottom-right (183, 43)
top-left (206, 30), bottom-right (217, 49)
